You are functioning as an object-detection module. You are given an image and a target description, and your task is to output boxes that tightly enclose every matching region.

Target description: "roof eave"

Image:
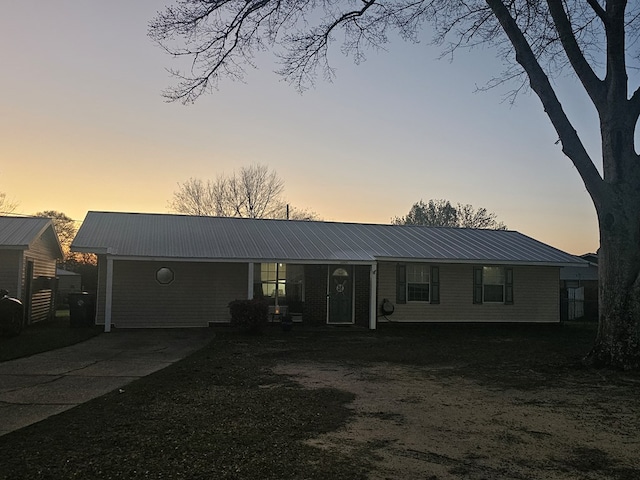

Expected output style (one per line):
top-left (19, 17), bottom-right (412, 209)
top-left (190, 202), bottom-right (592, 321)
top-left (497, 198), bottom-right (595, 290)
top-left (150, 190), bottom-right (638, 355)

top-left (71, 246), bottom-right (114, 255)
top-left (0, 245), bottom-right (28, 250)
top-left (92, 254), bottom-right (375, 265)
top-left (374, 256), bottom-right (587, 268)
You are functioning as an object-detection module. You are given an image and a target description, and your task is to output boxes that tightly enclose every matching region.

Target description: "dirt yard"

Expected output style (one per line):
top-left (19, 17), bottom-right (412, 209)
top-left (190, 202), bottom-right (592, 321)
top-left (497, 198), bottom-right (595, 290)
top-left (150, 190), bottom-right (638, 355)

top-left (274, 361), bottom-right (640, 480)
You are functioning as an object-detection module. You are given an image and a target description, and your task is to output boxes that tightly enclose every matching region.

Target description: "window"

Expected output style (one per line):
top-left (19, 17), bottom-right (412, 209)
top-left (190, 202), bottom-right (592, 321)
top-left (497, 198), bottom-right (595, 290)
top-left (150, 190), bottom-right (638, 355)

top-left (258, 263), bottom-right (287, 301)
top-left (396, 264), bottom-right (440, 304)
top-left (254, 263), bottom-right (304, 310)
top-left (483, 267), bottom-right (505, 302)
top-left (407, 264), bottom-right (430, 302)
top-left (473, 266), bottom-right (513, 304)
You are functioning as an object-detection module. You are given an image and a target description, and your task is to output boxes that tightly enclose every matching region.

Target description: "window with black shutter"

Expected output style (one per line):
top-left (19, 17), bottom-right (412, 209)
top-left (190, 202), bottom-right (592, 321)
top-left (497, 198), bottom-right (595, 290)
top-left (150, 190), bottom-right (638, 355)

top-left (430, 266), bottom-right (440, 304)
top-left (474, 266), bottom-right (514, 304)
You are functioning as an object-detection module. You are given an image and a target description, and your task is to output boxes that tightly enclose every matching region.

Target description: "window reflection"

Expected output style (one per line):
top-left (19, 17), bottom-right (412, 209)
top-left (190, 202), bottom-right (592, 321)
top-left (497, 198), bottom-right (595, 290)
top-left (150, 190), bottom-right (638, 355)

top-left (253, 263), bottom-right (304, 312)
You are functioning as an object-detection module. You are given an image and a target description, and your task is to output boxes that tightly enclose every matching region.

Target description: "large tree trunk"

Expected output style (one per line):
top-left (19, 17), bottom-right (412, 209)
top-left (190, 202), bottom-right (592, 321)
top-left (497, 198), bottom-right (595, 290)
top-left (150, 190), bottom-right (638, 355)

top-left (588, 176), bottom-right (640, 370)
top-left (485, 0), bottom-right (640, 368)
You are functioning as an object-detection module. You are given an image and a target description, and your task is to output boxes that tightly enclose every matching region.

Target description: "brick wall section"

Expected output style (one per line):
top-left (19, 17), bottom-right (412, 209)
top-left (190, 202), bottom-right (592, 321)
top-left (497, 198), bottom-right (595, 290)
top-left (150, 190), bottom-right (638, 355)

top-left (354, 265), bottom-right (371, 327)
top-left (303, 265), bottom-right (327, 325)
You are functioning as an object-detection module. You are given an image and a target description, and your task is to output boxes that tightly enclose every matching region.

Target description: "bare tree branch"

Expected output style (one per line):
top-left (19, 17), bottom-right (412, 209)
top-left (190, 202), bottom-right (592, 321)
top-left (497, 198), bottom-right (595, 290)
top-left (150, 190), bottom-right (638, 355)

top-left (547, 0), bottom-right (605, 107)
top-left (0, 192), bottom-right (19, 215)
top-left (586, 0), bottom-right (608, 22)
top-left (485, 0), bottom-right (604, 205)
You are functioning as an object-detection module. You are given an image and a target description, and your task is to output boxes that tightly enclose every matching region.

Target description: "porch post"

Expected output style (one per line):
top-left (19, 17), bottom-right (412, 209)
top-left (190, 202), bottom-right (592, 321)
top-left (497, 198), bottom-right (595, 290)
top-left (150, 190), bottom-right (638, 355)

top-left (369, 262), bottom-right (377, 330)
top-left (247, 262), bottom-right (254, 299)
top-left (104, 256), bottom-right (113, 333)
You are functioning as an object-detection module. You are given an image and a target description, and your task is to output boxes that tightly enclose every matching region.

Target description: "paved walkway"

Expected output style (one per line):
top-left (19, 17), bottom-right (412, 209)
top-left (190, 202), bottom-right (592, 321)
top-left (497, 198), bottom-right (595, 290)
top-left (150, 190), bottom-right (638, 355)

top-left (0, 328), bottom-right (215, 436)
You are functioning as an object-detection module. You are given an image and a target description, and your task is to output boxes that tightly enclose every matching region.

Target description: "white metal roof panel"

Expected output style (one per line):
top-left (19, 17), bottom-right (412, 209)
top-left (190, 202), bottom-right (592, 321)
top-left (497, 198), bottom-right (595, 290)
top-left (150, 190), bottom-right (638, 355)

top-left (72, 211), bottom-right (586, 266)
top-left (0, 216), bottom-right (53, 249)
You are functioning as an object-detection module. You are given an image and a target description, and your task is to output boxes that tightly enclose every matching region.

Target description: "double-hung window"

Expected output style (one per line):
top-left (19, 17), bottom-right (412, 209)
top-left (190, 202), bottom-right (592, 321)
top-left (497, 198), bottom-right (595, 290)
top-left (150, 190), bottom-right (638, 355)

top-left (396, 264), bottom-right (440, 304)
top-left (473, 266), bottom-right (513, 304)
top-left (254, 263), bottom-right (304, 311)
top-left (407, 264), bottom-right (430, 302)
top-left (257, 263), bottom-right (287, 303)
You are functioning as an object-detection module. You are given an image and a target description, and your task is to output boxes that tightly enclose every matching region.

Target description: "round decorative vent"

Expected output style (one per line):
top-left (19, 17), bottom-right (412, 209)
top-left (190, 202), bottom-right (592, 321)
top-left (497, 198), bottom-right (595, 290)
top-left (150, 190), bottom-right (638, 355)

top-left (156, 267), bottom-right (175, 285)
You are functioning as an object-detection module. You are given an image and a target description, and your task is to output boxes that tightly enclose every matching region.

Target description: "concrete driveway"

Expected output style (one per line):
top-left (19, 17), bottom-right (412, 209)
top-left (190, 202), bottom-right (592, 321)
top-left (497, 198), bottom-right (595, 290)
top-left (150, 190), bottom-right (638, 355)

top-left (0, 328), bottom-right (215, 436)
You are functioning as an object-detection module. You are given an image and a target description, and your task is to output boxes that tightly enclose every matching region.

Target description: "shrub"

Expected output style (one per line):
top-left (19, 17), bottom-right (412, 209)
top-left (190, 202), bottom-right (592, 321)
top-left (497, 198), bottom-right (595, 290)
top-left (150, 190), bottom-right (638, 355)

top-left (228, 299), bottom-right (269, 334)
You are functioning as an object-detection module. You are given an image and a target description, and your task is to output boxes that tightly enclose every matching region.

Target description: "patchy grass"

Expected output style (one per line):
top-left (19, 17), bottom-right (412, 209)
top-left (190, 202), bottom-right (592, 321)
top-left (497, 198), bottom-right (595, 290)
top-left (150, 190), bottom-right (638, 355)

top-left (267, 321), bottom-right (606, 388)
top-left (0, 321), bottom-right (638, 479)
top-left (0, 330), bottom-right (366, 480)
top-left (0, 310), bottom-right (102, 362)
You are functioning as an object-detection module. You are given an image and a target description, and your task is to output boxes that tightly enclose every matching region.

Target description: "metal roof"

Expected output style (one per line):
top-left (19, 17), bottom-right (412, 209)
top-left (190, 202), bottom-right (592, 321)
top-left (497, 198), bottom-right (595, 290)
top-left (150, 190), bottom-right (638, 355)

top-left (71, 211), bottom-right (586, 266)
top-left (560, 265), bottom-right (599, 281)
top-left (0, 216), bottom-right (56, 250)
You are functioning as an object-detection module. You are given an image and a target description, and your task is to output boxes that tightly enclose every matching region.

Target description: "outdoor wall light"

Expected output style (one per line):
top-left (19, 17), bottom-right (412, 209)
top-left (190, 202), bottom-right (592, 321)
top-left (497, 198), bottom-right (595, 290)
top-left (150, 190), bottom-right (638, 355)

top-left (156, 267), bottom-right (175, 285)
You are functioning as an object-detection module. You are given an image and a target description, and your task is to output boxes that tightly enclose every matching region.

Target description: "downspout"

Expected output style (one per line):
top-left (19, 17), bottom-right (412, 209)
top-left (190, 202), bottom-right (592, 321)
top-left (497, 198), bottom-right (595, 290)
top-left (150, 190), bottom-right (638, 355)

top-left (104, 256), bottom-right (114, 333)
top-left (369, 262), bottom-right (377, 330)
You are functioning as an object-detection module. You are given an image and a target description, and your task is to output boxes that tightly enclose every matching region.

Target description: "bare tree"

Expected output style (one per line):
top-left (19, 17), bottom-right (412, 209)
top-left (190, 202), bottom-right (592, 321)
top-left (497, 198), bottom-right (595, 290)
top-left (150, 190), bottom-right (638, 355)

top-left (393, 199), bottom-right (506, 229)
top-left (0, 192), bottom-right (18, 214)
top-left (286, 205), bottom-right (320, 221)
top-left (167, 177), bottom-right (227, 216)
top-left (169, 164), bottom-right (318, 219)
top-left (226, 164), bottom-right (285, 218)
top-left (150, 2), bottom-right (640, 368)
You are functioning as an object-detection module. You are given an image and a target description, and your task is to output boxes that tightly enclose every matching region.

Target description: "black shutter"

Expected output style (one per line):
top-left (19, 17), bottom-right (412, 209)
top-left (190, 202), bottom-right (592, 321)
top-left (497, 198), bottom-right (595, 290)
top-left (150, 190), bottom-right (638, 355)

top-left (396, 264), bottom-right (406, 304)
top-left (505, 267), bottom-right (514, 305)
top-left (430, 266), bottom-right (440, 304)
top-left (473, 267), bottom-right (483, 304)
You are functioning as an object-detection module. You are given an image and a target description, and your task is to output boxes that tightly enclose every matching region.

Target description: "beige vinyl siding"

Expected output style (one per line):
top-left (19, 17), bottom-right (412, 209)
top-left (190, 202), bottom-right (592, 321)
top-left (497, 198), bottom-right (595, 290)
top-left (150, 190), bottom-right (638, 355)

top-left (378, 261), bottom-right (560, 323)
top-left (0, 250), bottom-right (21, 294)
top-left (23, 232), bottom-right (59, 323)
top-left (108, 260), bottom-right (247, 328)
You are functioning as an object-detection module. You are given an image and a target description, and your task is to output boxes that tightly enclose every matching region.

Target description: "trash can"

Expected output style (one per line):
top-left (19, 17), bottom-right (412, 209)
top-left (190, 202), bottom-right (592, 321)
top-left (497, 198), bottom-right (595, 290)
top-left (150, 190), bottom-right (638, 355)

top-left (68, 292), bottom-right (95, 327)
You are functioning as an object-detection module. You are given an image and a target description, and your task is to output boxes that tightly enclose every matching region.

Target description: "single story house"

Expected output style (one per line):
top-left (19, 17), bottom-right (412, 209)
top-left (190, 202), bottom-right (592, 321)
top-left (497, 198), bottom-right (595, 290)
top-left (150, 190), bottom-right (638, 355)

top-left (71, 211), bottom-right (587, 332)
top-left (0, 216), bottom-right (63, 323)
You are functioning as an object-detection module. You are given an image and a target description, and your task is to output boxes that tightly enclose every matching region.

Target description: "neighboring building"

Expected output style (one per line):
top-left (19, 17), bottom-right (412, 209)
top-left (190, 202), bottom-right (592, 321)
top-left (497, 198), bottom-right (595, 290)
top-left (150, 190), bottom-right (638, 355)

top-left (56, 267), bottom-right (82, 305)
top-left (71, 211), bottom-right (587, 332)
top-left (560, 253), bottom-right (599, 321)
top-left (0, 216), bottom-right (63, 323)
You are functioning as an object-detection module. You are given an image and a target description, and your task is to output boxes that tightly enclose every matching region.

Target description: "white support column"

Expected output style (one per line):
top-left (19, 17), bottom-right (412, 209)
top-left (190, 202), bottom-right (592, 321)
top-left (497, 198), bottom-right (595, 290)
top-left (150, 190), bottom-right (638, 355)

top-left (369, 262), bottom-right (378, 330)
top-left (247, 262), bottom-right (254, 299)
top-left (104, 256), bottom-right (114, 333)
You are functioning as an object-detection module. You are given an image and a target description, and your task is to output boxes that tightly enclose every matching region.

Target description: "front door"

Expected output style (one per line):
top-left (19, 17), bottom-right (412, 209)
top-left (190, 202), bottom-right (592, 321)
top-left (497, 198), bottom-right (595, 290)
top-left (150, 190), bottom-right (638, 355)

top-left (328, 266), bottom-right (353, 324)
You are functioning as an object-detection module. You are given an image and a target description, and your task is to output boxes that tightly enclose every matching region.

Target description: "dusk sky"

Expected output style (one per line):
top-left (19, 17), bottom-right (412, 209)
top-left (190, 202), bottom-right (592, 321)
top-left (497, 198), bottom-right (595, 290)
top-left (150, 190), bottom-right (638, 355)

top-left (1, 1), bottom-right (611, 255)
